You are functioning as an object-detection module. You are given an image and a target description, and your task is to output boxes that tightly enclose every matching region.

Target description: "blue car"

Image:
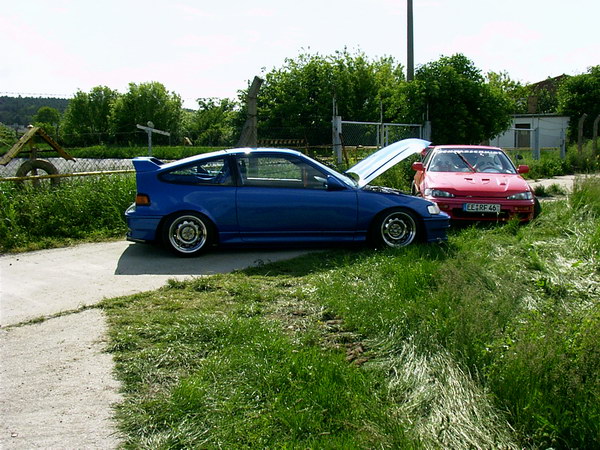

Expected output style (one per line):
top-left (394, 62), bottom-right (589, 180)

top-left (125, 139), bottom-right (450, 256)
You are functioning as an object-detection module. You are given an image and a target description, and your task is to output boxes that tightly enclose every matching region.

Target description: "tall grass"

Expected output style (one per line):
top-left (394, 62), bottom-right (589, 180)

top-left (513, 141), bottom-right (600, 179)
top-left (101, 178), bottom-right (599, 447)
top-left (0, 174), bottom-right (135, 252)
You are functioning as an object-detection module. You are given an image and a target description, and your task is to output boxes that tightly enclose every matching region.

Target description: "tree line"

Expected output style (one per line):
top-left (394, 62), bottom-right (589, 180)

top-left (2, 51), bottom-right (599, 148)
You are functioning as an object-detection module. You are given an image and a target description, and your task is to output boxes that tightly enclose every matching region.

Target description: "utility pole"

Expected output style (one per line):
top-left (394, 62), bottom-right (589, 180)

top-left (407, 0), bottom-right (414, 81)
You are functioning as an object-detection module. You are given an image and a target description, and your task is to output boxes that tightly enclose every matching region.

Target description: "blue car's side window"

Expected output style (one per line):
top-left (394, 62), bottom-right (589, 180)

top-left (237, 155), bottom-right (326, 189)
top-left (160, 157), bottom-right (233, 185)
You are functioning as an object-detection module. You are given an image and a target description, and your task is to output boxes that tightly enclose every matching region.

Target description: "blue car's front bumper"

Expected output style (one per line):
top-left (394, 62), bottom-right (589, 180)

top-left (422, 213), bottom-right (450, 243)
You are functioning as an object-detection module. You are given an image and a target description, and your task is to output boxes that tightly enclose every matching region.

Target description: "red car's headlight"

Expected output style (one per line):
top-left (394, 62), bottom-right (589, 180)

top-left (507, 192), bottom-right (533, 200)
top-left (424, 188), bottom-right (455, 198)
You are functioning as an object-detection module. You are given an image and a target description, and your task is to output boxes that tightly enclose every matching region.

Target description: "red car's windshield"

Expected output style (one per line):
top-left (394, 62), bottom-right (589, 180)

top-left (428, 149), bottom-right (517, 174)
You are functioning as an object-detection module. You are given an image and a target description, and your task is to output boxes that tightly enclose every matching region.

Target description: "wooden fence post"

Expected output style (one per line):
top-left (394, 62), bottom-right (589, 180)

top-left (593, 114), bottom-right (600, 156)
top-left (577, 113), bottom-right (588, 154)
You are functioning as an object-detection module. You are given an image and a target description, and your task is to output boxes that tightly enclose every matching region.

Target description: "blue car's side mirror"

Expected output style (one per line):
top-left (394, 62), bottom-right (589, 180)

top-left (326, 175), bottom-right (347, 191)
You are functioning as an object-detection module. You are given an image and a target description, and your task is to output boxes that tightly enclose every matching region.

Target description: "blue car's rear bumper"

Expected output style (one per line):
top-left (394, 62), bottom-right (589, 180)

top-left (125, 204), bottom-right (162, 242)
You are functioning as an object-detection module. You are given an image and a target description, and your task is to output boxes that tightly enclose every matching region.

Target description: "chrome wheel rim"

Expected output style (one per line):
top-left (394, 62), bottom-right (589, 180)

top-left (168, 215), bottom-right (207, 253)
top-left (380, 212), bottom-right (416, 247)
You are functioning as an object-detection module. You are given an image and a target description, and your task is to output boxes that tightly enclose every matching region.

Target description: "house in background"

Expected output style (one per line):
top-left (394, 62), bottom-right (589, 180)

top-left (490, 114), bottom-right (569, 150)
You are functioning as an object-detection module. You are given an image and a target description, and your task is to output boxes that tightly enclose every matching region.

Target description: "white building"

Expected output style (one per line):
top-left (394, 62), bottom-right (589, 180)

top-left (491, 114), bottom-right (569, 149)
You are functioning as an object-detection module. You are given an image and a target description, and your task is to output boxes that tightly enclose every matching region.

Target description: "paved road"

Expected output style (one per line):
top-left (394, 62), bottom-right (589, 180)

top-left (527, 174), bottom-right (579, 192)
top-left (1, 241), bottom-right (309, 326)
top-left (0, 241), bottom-right (309, 449)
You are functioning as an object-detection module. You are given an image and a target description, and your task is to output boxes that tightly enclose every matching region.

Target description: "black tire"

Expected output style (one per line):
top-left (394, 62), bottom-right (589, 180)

top-left (162, 212), bottom-right (214, 257)
top-left (410, 181), bottom-right (419, 196)
top-left (15, 159), bottom-right (60, 188)
top-left (370, 208), bottom-right (419, 248)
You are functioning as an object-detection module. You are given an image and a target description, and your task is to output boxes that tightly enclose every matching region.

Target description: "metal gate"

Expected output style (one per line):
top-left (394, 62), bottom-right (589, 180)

top-left (332, 117), bottom-right (423, 163)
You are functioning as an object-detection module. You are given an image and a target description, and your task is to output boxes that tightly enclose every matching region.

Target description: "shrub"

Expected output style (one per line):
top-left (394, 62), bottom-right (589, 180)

top-left (0, 174), bottom-right (136, 252)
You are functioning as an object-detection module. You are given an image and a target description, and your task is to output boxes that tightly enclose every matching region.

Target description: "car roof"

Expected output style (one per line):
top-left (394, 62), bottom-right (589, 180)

top-left (430, 145), bottom-right (504, 152)
top-left (158, 147), bottom-right (305, 169)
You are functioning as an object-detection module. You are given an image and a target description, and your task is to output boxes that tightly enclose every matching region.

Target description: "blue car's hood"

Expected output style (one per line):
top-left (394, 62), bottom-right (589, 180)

top-left (347, 138), bottom-right (430, 188)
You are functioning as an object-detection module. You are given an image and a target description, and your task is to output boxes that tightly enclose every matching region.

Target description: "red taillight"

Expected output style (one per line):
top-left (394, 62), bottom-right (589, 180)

top-left (135, 194), bottom-right (151, 206)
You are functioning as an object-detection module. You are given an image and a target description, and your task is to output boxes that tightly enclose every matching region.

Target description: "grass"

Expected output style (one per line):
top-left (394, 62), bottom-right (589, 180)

top-left (0, 174), bottom-right (136, 252)
top-left (100, 178), bottom-right (600, 448)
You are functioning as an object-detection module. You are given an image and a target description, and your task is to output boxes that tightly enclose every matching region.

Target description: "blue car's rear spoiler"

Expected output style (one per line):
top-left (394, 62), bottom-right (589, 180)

top-left (132, 157), bottom-right (164, 172)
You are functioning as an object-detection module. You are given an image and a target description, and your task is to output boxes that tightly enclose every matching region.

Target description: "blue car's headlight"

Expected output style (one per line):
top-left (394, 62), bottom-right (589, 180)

top-left (427, 203), bottom-right (441, 215)
top-left (507, 191), bottom-right (533, 200)
top-left (424, 188), bottom-right (455, 198)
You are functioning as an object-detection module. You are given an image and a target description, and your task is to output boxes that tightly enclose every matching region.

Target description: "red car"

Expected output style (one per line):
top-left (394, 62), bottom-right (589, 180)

top-left (411, 145), bottom-right (540, 221)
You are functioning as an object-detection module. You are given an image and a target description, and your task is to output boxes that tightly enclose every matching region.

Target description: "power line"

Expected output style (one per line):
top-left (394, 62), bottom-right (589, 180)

top-left (0, 91), bottom-right (73, 98)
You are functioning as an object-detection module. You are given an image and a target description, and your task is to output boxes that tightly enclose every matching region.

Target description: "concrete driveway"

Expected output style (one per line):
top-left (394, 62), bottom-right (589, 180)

top-left (0, 241), bottom-right (309, 449)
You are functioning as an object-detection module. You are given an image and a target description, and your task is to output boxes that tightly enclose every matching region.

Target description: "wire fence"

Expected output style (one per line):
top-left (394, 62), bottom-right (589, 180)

top-left (340, 122), bottom-right (423, 149)
top-left (1, 122), bottom-right (422, 185)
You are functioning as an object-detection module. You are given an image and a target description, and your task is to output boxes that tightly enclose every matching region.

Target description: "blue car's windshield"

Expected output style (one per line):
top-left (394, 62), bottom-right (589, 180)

top-left (308, 158), bottom-right (358, 188)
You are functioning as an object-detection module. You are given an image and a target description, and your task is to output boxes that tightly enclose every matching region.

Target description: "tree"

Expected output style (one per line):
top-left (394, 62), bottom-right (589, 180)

top-left (255, 50), bottom-right (405, 145)
top-left (189, 98), bottom-right (237, 146)
top-left (32, 106), bottom-right (61, 136)
top-left (0, 122), bottom-right (17, 147)
top-left (61, 86), bottom-right (119, 146)
top-left (111, 82), bottom-right (183, 145)
top-left (558, 66), bottom-right (600, 140)
top-left (486, 71), bottom-right (529, 114)
top-left (405, 54), bottom-right (513, 144)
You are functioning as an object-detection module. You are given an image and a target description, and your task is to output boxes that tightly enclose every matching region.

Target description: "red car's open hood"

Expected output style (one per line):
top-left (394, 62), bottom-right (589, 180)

top-left (425, 172), bottom-right (531, 197)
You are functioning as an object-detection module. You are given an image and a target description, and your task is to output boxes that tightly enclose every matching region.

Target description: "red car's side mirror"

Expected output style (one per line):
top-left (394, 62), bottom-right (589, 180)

top-left (412, 161), bottom-right (424, 171)
top-left (517, 165), bottom-right (529, 174)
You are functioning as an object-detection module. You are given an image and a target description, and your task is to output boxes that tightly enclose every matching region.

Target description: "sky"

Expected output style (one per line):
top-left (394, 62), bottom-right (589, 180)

top-left (1, 0), bottom-right (598, 109)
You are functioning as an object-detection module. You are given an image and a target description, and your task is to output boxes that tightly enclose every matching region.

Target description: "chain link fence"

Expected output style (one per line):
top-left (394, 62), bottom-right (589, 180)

top-left (340, 121), bottom-right (423, 149)
top-left (1, 121), bottom-right (425, 184)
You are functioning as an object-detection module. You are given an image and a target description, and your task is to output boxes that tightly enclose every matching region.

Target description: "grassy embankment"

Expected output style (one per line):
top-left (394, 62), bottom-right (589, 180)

top-left (100, 177), bottom-right (600, 448)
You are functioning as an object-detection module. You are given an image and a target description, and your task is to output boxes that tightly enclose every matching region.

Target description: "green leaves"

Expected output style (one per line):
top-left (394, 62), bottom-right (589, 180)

top-left (558, 65), bottom-right (600, 140)
top-left (406, 54), bottom-right (513, 144)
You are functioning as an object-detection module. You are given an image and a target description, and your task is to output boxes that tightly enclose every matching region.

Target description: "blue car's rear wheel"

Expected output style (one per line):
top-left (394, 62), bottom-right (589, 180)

top-left (163, 213), bottom-right (213, 256)
top-left (371, 209), bottom-right (419, 248)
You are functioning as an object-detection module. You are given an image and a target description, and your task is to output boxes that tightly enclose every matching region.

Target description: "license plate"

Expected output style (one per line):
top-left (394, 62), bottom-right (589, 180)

top-left (463, 203), bottom-right (501, 213)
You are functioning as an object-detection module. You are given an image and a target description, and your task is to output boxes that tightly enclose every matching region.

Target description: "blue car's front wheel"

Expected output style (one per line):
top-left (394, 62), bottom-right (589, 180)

top-left (371, 208), bottom-right (419, 248)
top-left (163, 212), bottom-right (214, 257)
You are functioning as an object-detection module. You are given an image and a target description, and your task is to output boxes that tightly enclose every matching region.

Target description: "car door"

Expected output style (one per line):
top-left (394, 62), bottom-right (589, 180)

top-left (235, 153), bottom-right (358, 242)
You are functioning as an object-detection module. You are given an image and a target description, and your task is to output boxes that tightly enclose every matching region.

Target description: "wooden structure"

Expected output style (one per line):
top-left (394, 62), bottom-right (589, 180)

top-left (0, 126), bottom-right (75, 187)
top-left (0, 126), bottom-right (74, 165)
top-left (237, 76), bottom-right (263, 147)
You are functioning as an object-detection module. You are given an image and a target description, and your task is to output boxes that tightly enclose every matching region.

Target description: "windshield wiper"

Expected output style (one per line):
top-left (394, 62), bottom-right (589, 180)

top-left (456, 153), bottom-right (476, 172)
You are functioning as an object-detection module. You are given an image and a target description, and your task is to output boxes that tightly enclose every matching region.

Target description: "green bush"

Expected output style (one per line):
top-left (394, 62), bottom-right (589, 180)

top-left (0, 174), bottom-right (136, 252)
top-left (567, 141), bottom-right (600, 173)
top-left (67, 145), bottom-right (224, 160)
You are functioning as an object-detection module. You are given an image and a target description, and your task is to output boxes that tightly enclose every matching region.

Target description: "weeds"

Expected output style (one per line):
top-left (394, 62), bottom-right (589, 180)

top-left (0, 174), bottom-right (135, 252)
